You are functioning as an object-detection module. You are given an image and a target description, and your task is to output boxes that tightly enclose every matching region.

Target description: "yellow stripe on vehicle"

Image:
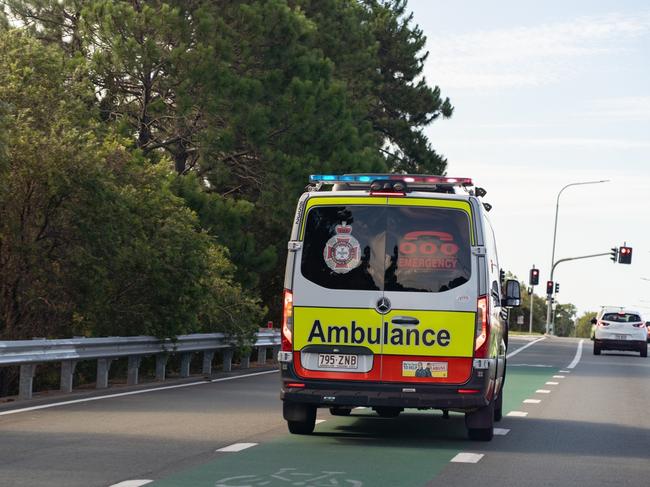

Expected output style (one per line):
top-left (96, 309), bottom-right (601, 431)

top-left (293, 307), bottom-right (475, 357)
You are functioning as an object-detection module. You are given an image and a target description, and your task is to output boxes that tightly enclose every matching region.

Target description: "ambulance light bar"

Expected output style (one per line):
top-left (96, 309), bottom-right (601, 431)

top-left (309, 174), bottom-right (473, 186)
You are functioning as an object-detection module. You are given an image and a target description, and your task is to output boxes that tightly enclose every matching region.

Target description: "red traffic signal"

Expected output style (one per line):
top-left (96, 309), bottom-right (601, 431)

top-left (546, 280), bottom-right (554, 295)
top-left (529, 268), bottom-right (539, 285)
top-left (618, 246), bottom-right (632, 264)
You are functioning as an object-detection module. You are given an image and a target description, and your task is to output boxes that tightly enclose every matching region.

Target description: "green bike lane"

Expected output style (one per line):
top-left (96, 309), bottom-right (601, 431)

top-left (150, 338), bottom-right (575, 487)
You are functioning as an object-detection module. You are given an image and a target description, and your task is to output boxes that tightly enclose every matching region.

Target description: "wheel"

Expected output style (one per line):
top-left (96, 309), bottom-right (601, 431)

top-left (494, 389), bottom-right (503, 422)
top-left (287, 419), bottom-right (315, 434)
top-left (465, 398), bottom-right (494, 442)
top-left (285, 403), bottom-right (316, 435)
top-left (593, 343), bottom-right (601, 355)
top-left (329, 407), bottom-right (352, 416)
top-left (640, 345), bottom-right (647, 358)
top-left (468, 427), bottom-right (494, 441)
top-left (374, 407), bottom-right (402, 418)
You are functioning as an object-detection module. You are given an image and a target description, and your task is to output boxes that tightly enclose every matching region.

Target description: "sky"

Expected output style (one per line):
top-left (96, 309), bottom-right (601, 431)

top-left (409, 0), bottom-right (650, 320)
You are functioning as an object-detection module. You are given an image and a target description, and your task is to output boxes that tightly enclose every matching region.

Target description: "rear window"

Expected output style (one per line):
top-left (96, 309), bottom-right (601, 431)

top-left (300, 205), bottom-right (471, 293)
top-left (602, 313), bottom-right (641, 322)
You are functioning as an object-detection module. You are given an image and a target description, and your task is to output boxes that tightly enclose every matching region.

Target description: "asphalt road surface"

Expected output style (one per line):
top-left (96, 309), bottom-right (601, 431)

top-left (0, 336), bottom-right (649, 487)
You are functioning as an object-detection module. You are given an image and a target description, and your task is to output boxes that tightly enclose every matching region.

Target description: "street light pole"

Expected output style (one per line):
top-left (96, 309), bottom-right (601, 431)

top-left (546, 180), bottom-right (609, 334)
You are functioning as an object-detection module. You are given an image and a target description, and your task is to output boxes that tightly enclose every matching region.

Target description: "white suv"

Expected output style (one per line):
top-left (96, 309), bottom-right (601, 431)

top-left (591, 307), bottom-right (647, 357)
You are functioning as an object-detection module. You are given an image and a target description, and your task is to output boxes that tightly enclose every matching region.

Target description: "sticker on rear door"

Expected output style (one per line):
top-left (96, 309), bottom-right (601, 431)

top-left (402, 361), bottom-right (448, 378)
top-left (323, 222), bottom-right (361, 273)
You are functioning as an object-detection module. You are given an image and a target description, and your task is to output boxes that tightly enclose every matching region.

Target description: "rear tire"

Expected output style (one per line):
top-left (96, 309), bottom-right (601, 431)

top-left (329, 407), bottom-right (352, 416)
top-left (465, 399), bottom-right (494, 442)
top-left (593, 343), bottom-right (601, 355)
top-left (284, 403), bottom-right (316, 435)
top-left (374, 407), bottom-right (402, 418)
top-left (494, 389), bottom-right (503, 422)
top-left (288, 418), bottom-right (316, 435)
top-left (640, 345), bottom-right (647, 358)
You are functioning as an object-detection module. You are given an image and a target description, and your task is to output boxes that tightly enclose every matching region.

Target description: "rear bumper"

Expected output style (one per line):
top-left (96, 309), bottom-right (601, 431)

top-left (279, 360), bottom-right (495, 411)
top-left (595, 339), bottom-right (645, 351)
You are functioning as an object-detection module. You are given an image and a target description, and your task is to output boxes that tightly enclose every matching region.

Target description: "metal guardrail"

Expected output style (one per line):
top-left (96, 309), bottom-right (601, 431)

top-left (0, 330), bottom-right (281, 401)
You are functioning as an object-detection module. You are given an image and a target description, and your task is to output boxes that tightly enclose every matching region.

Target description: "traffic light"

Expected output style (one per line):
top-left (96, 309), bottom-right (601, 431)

top-left (499, 269), bottom-right (506, 283)
top-left (529, 268), bottom-right (539, 286)
top-left (610, 247), bottom-right (618, 263)
top-left (555, 282), bottom-right (560, 293)
top-left (546, 280), bottom-right (554, 295)
top-left (618, 246), bottom-right (632, 264)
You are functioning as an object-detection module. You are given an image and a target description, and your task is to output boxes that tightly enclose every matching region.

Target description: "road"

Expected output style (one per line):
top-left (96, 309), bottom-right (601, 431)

top-left (0, 336), bottom-right (649, 487)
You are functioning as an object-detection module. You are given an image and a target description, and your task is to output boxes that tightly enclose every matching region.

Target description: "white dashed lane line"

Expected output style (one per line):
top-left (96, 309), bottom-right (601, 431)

top-left (493, 428), bottom-right (510, 436)
top-left (546, 381), bottom-right (559, 385)
top-left (315, 419), bottom-right (327, 424)
top-left (523, 399), bottom-right (541, 404)
top-left (216, 443), bottom-right (258, 452)
top-left (536, 389), bottom-right (551, 394)
top-left (451, 453), bottom-right (484, 463)
top-left (553, 375), bottom-right (566, 379)
top-left (559, 370), bottom-right (570, 373)
top-left (506, 411), bottom-right (528, 417)
top-left (109, 481), bottom-right (153, 487)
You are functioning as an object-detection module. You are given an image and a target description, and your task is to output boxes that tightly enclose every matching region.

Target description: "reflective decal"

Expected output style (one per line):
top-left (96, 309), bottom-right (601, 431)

top-left (397, 231), bottom-right (460, 270)
top-left (323, 222), bottom-right (361, 273)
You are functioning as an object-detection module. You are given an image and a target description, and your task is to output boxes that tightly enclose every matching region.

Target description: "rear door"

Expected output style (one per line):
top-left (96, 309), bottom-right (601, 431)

top-left (291, 196), bottom-right (386, 381)
top-left (380, 197), bottom-right (477, 384)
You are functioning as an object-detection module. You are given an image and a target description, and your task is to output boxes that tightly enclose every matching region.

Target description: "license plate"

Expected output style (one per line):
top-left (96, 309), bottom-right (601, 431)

top-left (318, 353), bottom-right (358, 369)
top-left (616, 334), bottom-right (627, 340)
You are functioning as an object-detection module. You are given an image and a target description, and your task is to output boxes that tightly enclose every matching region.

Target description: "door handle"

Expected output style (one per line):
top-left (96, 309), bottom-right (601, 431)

top-left (391, 316), bottom-right (420, 326)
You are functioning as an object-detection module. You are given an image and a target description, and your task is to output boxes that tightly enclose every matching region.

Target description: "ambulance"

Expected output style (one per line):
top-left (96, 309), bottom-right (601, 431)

top-left (278, 174), bottom-right (521, 441)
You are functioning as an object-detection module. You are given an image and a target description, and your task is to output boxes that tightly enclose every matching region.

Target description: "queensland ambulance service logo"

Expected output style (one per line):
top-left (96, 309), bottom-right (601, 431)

top-left (323, 222), bottom-right (361, 273)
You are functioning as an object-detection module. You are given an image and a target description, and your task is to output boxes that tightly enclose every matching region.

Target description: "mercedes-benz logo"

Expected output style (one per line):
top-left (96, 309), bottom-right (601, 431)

top-left (376, 297), bottom-right (391, 314)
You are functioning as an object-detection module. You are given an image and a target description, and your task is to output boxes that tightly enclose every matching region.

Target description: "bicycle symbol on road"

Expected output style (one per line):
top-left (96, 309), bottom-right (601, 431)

top-left (215, 467), bottom-right (363, 487)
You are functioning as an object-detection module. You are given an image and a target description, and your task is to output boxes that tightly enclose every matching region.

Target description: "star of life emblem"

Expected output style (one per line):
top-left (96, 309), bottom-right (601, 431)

top-left (323, 222), bottom-right (361, 273)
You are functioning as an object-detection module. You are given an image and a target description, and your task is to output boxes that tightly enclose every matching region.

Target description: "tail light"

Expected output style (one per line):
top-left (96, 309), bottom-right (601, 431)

top-left (474, 295), bottom-right (489, 358)
top-left (599, 321), bottom-right (609, 327)
top-left (281, 289), bottom-right (293, 351)
top-left (632, 322), bottom-right (644, 328)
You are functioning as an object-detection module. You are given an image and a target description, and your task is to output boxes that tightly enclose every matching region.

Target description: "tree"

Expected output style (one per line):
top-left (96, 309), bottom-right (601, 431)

top-left (0, 30), bottom-right (262, 340)
top-left (575, 311), bottom-right (597, 338)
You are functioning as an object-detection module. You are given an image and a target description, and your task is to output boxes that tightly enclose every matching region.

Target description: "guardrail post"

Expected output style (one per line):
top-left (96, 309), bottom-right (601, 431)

top-left (127, 356), bottom-right (142, 385)
top-left (96, 358), bottom-right (113, 389)
top-left (19, 364), bottom-right (36, 400)
top-left (60, 360), bottom-right (77, 393)
top-left (155, 354), bottom-right (168, 381)
top-left (240, 353), bottom-right (250, 369)
top-left (257, 346), bottom-right (268, 365)
top-left (202, 351), bottom-right (215, 376)
top-left (222, 349), bottom-right (233, 372)
top-left (180, 353), bottom-right (192, 378)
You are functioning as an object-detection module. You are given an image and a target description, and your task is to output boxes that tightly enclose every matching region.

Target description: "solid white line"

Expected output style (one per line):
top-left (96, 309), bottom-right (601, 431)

top-left (545, 382), bottom-right (559, 385)
top-left (536, 389), bottom-right (551, 394)
top-left (216, 443), bottom-right (258, 452)
top-left (552, 375), bottom-right (566, 379)
top-left (0, 370), bottom-right (279, 417)
top-left (450, 453), bottom-right (484, 463)
top-left (567, 340), bottom-right (584, 369)
top-left (507, 411), bottom-right (528, 417)
top-left (493, 428), bottom-right (510, 436)
top-left (523, 399), bottom-right (541, 404)
top-left (315, 419), bottom-right (327, 424)
top-left (506, 336), bottom-right (547, 359)
top-left (109, 481), bottom-right (153, 487)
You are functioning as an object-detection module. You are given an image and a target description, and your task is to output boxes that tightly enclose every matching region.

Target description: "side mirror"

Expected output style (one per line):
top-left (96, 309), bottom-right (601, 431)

top-left (502, 279), bottom-right (521, 307)
top-left (590, 318), bottom-right (597, 325)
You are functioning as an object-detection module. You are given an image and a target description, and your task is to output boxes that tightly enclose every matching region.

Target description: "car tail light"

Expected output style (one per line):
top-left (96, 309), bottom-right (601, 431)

top-left (474, 295), bottom-right (489, 358)
top-left (282, 289), bottom-right (293, 351)
top-left (598, 321), bottom-right (609, 327)
top-left (632, 322), bottom-right (644, 328)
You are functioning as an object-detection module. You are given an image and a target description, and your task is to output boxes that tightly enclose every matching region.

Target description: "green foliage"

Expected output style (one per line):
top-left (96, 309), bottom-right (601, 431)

top-left (3, 0), bottom-right (454, 331)
top-left (0, 31), bottom-right (262, 340)
top-left (575, 311), bottom-right (597, 338)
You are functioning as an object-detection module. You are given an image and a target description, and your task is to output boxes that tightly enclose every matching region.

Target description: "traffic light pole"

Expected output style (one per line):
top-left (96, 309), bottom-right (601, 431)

top-left (545, 252), bottom-right (610, 334)
top-left (529, 286), bottom-right (535, 333)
